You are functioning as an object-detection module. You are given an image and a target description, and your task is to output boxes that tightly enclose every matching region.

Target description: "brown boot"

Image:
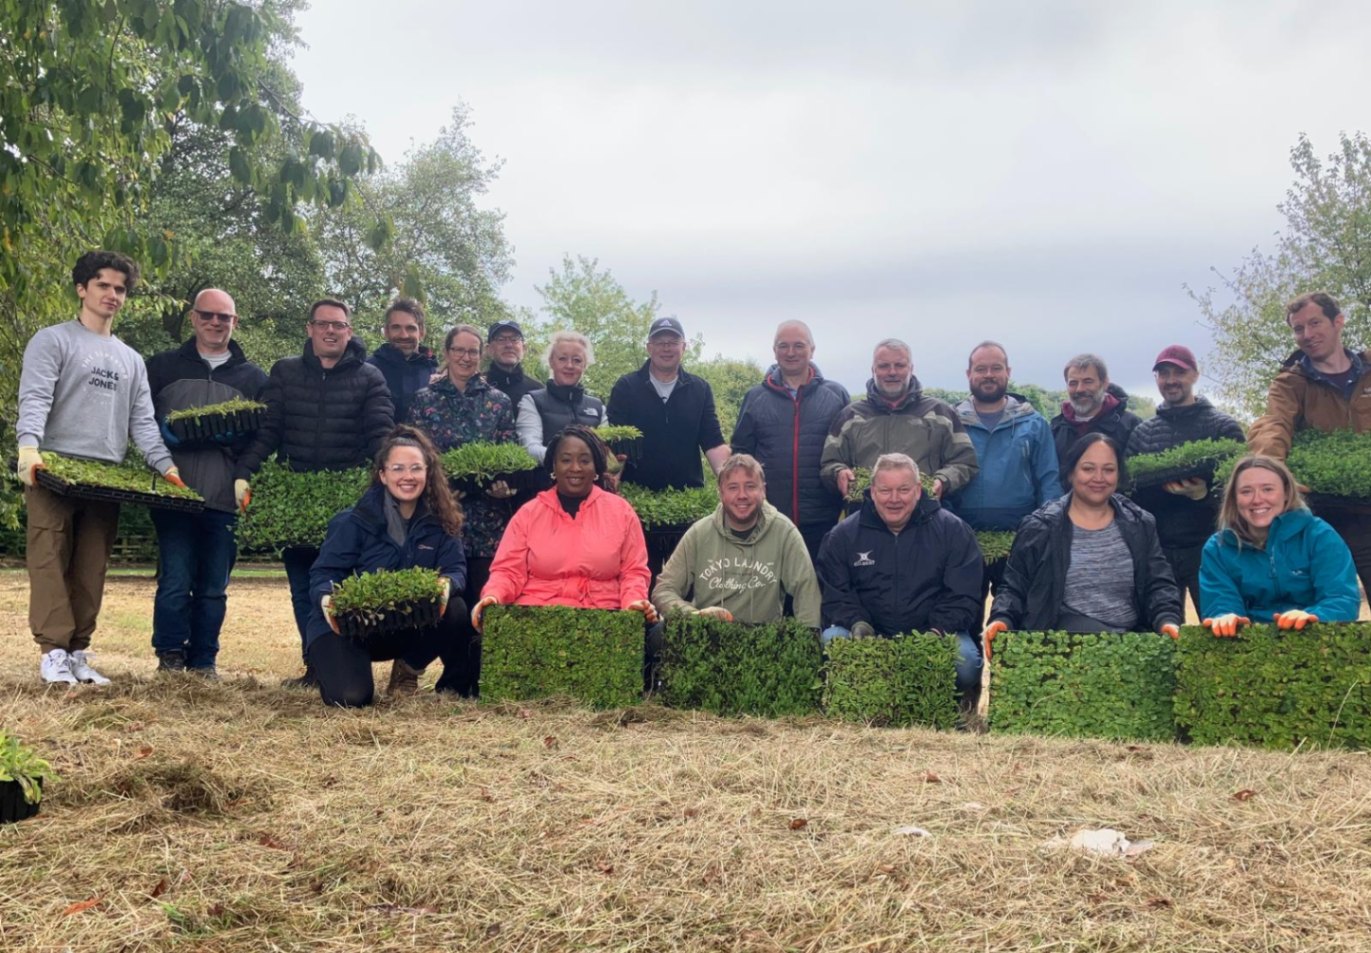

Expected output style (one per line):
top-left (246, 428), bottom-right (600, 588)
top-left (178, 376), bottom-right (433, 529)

top-left (386, 659), bottom-right (421, 696)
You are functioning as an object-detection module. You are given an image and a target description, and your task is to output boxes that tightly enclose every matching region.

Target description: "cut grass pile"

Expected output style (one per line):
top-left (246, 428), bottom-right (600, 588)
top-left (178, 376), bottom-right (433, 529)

top-left (2, 574), bottom-right (1371, 950)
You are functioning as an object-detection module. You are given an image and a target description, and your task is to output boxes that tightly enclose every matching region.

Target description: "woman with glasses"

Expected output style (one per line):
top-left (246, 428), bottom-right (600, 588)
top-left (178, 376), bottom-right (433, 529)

top-left (405, 323), bottom-right (517, 694)
top-left (306, 426), bottom-right (467, 707)
top-left (516, 330), bottom-right (607, 464)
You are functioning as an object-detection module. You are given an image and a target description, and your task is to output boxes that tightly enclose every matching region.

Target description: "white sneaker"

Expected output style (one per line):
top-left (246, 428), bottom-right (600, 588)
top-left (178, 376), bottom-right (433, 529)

top-left (40, 649), bottom-right (78, 685)
top-left (67, 650), bottom-right (111, 686)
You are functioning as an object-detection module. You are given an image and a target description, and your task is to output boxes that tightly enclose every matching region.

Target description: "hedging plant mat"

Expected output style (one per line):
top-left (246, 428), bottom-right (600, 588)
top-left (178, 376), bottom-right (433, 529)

top-left (823, 633), bottom-right (959, 729)
top-left (1174, 622), bottom-right (1371, 750)
top-left (440, 442), bottom-right (540, 496)
top-left (1126, 438), bottom-right (1247, 493)
top-left (235, 460), bottom-right (370, 554)
top-left (480, 605), bottom-right (644, 708)
top-left (659, 614), bottom-right (822, 717)
top-left (35, 452), bottom-right (204, 512)
top-left (989, 630), bottom-right (1177, 742)
top-left (330, 567), bottom-right (445, 642)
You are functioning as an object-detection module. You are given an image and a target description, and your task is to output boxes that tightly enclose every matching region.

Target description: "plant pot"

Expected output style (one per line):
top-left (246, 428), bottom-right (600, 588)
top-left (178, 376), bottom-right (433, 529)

top-left (607, 434), bottom-right (644, 465)
top-left (335, 597), bottom-right (443, 643)
top-left (0, 778), bottom-right (41, 824)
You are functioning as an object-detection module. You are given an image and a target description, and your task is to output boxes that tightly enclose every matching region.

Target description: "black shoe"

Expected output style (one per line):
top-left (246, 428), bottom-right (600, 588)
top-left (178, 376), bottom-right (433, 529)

top-left (188, 665), bottom-right (220, 681)
top-left (156, 650), bottom-right (188, 673)
top-left (282, 666), bottom-right (318, 689)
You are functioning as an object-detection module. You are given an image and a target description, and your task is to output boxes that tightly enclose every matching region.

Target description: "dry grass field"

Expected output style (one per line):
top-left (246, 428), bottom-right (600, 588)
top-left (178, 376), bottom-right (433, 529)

top-left (2, 570), bottom-right (1371, 951)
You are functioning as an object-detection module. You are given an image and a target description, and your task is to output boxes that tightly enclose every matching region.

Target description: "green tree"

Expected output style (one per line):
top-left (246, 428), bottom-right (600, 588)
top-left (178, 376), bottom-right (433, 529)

top-left (534, 255), bottom-right (701, 398)
top-left (1190, 132), bottom-right (1371, 415)
top-left (314, 105), bottom-right (512, 340)
top-left (693, 356), bottom-right (764, 441)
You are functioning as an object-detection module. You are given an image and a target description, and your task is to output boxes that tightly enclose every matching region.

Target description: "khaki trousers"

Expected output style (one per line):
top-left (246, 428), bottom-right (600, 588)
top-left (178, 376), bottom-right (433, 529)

top-left (25, 483), bottom-right (120, 653)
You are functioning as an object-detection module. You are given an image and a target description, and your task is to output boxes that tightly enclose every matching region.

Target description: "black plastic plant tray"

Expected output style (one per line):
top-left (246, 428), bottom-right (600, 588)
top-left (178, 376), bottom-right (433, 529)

top-left (336, 598), bottom-right (443, 642)
top-left (0, 779), bottom-right (40, 824)
top-left (644, 524), bottom-right (690, 563)
top-left (449, 468), bottom-right (542, 497)
top-left (1306, 491), bottom-right (1371, 515)
top-left (607, 434), bottom-right (644, 465)
top-left (1129, 461), bottom-right (1222, 492)
top-left (36, 470), bottom-right (205, 513)
top-left (168, 408), bottom-right (262, 446)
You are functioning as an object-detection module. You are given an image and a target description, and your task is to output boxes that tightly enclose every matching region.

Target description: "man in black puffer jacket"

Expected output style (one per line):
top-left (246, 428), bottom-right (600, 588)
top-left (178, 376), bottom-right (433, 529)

top-left (1125, 345), bottom-right (1244, 612)
top-left (731, 321), bottom-right (850, 561)
top-left (234, 298), bottom-right (394, 686)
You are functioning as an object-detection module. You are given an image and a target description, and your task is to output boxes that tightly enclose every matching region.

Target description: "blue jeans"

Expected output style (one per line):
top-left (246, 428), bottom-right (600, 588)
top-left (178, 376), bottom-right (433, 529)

top-left (151, 508), bottom-right (239, 668)
top-left (282, 546), bottom-right (320, 662)
top-left (822, 627), bottom-right (983, 697)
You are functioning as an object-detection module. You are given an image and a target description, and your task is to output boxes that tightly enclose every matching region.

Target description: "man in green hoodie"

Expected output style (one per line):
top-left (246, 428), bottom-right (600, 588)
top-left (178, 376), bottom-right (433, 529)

top-left (651, 454), bottom-right (821, 626)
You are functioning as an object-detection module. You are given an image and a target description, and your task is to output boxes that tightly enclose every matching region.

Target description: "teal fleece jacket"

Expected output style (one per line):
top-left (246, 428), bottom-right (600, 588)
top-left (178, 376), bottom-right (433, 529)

top-left (1198, 507), bottom-right (1361, 622)
top-left (651, 501), bottom-right (821, 626)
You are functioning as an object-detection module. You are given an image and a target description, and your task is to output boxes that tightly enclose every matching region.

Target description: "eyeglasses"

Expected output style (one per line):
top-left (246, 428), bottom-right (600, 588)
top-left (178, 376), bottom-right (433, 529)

top-left (194, 309), bottom-right (236, 324)
top-left (447, 347), bottom-right (481, 358)
top-left (310, 319), bottom-right (351, 332)
top-left (648, 338), bottom-right (683, 349)
top-left (384, 464), bottom-right (427, 475)
top-left (490, 334), bottom-right (522, 345)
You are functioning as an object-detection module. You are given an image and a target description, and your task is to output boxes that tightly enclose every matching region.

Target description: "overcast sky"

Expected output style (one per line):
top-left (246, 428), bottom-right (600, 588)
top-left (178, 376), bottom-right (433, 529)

top-left (288, 0), bottom-right (1369, 404)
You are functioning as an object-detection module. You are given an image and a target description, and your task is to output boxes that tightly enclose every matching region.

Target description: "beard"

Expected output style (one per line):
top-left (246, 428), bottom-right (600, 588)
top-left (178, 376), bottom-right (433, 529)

top-left (1069, 393), bottom-right (1103, 417)
top-left (973, 381), bottom-right (1007, 404)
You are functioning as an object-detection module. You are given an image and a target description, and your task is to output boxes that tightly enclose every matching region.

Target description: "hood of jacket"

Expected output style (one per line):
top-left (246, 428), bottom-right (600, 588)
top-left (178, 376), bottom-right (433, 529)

top-left (862, 374), bottom-right (925, 414)
top-left (303, 336), bottom-right (368, 373)
top-left (953, 393), bottom-right (1039, 429)
top-left (1061, 383), bottom-right (1132, 424)
top-left (762, 362), bottom-right (829, 394)
top-left (1215, 504), bottom-right (1313, 550)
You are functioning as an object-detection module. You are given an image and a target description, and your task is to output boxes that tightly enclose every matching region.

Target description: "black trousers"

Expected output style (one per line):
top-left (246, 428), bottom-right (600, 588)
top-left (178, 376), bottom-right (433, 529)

top-left (1162, 543), bottom-right (1204, 619)
top-left (1318, 503), bottom-right (1371, 605)
top-left (308, 597), bottom-right (468, 708)
top-left (404, 558), bottom-right (491, 696)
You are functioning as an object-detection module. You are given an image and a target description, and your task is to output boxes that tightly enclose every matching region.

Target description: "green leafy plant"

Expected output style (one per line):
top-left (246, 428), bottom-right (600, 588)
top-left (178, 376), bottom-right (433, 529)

top-left (975, 531), bottom-right (1015, 563)
top-left (822, 633), bottom-right (959, 729)
top-left (1212, 430), bottom-right (1371, 502)
top-left (1174, 622), bottom-right (1371, 750)
top-left (1127, 438), bottom-right (1247, 491)
top-left (658, 613), bottom-right (822, 717)
top-left (480, 605), bottom-right (644, 708)
top-left (235, 460), bottom-right (370, 554)
top-left (439, 442), bottom-right (538, 483)
top-left (165, 398), bottom-right (268, 424)
top-left (38, 452), bottom-right (202, 501)
top-left (0, 730), bottom-right (58, 806)
top-left (597, 425), bottom-right (644, 444)
top-left (619, 482), bottom-right (719, 528)
top-left (330, 567), bottom-right (443, 616)
top-left (989, 630), bottom-right (1177, 742)
top-left (844, 467), bottom-right (937, 503)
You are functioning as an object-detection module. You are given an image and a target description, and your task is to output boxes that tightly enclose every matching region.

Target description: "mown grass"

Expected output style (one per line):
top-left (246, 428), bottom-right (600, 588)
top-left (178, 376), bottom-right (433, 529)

top-left (1, 575), bottom-right (1370, 951)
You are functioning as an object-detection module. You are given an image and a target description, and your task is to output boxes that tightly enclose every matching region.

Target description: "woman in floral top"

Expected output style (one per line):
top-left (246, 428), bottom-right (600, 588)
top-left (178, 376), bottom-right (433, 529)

top-left (405, 323), bottom-right (520, 695)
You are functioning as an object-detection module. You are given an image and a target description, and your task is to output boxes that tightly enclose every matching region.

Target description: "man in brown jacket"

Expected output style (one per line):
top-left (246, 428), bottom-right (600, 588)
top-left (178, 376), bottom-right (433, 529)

top-left (1248, 291), bottom-right (1371, 597)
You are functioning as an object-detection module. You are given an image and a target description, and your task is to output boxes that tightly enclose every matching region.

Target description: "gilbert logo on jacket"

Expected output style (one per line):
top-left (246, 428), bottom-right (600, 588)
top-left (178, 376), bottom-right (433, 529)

top-left (853, 551), bottom-right (876, 567)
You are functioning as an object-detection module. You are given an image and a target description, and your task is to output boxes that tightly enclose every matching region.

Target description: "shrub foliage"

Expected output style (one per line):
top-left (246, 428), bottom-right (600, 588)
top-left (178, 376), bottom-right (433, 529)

top-left (39, 452), bottom-right (202, 502)
top-left (619, 482), bottom-right (718, 529)
top-left (658, 614), bottom-right (822, 717)
top-left (989, 631), bottom-right (1177, 742)
top-left (1174, 622), bottom-right (1371, 750)
top-left (480, 605), bottom-right (643, 709)
top-left (438, 442), bottom-right (537, 484)
top-left (236, 461), bottom-right (370, 554)
top-left (1127, 438), bottom-right (1246, 491)
top-left (822, 634), bottom-right (959, 729)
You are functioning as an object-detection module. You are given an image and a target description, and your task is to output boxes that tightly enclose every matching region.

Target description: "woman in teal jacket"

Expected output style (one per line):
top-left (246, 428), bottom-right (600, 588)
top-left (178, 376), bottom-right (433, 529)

top-left (1199, 454), bottom-right (1361, 634)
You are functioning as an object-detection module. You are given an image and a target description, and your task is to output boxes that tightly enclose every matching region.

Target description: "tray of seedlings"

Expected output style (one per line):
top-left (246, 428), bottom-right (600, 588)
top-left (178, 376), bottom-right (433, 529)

top-left (329, 567), bottom-right (446, 643)
top-left (166, 398), bottom-right (267, 446)
top-left (598, 424), bottom-right (645, 466)
top-left (34, 452), bottom-right (204, 512)
top-left (440, 442), bottom-right (542, 497)
top-left (234, 460), bottom-right (371, 554)
top-left (1127, 438), bottom-right (1246, 494)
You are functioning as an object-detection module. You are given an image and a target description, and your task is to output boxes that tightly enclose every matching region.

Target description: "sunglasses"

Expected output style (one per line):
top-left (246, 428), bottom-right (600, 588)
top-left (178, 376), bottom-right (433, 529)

top-left (194, 309), bottom-right (236, 324)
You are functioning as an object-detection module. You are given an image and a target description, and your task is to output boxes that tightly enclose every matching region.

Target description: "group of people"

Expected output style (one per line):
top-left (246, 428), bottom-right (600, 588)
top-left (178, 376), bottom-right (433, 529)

top-left (15, 251), bottom-right (1369, 707)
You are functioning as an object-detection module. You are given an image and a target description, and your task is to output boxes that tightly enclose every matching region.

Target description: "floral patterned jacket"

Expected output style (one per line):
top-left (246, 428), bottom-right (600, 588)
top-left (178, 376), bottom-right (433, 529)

top-left (407, 375), bottom-right (520, 558)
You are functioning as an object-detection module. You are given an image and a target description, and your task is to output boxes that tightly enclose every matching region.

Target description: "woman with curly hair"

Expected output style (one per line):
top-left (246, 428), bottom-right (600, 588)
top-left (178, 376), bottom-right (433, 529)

top-left (306, 425), bottom-right (468, 707)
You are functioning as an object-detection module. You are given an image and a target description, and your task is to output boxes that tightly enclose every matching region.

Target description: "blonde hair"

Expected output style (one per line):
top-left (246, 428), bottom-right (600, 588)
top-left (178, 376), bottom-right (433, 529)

top-left (542, 329), bottom-right (595, 370)
top-left (1217, 454), bottom-right (1306, 547)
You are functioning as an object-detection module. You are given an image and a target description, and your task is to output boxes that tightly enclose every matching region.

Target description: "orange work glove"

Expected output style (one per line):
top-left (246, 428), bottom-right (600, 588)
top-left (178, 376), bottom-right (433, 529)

top-left (981, 620), bottom-right (1009, 661)
top-left (1160, 623), bottom-right (1180, 640)
top-left (626, 599), bottom-right (660, 624)
top-left (234, 479), bottom-right (252, 513)
top-left (471, 595), bottom-right (500, 633)
top-left (163, 467), bottom-right (188, 489)
top-left (1202, 614), bottom-right (1249, 637)
top-left (1275, 609), bottom-right (1318, 631)
top-left (320, 594), bottom-right (340, 635)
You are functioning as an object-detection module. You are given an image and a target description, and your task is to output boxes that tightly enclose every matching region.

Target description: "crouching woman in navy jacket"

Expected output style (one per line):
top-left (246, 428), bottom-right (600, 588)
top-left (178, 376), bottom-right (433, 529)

top-left (306, 426), bottom-right (468, 707)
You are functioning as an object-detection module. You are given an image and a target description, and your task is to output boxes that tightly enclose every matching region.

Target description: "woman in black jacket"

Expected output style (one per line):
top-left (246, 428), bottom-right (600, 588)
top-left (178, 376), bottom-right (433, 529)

top-left (983, 433), bottom-right (1182, 654)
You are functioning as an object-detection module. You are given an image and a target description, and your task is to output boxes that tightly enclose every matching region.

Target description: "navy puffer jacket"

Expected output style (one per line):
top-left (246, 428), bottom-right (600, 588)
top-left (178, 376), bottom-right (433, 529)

top-left (731, 364), bottom-right (850, 528)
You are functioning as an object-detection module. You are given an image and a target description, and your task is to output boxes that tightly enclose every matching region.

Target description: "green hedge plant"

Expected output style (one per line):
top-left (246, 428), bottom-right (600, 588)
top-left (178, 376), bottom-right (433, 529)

top-left (236, 460), bottom-right (370, 554)
top-left (330, 567), bottom-right (444, 639)
top-left (988, 630), bottom-right (1177, 742)
top-left (1212, 430), bottom-right (1371, 502)
top-left (37, 452), bottom-right (203, 503)
top-left (1126, 438), bottom-right (1246, 492)
top-left (165, 397), bottom-right (267, 424)
top-left (0, 729), bottom-right (57, 813)
top-left (844, 467), bottom-right (937, 504)
top-left (619, 482), bottom-right (719, 529)
top-left (658, 613), bottom-right (822, 717)
top-left (480, 605), bottom-right (644, 708)
top-left (822, 633), bottom-right (959, 729)
top-left (975, 531), bottom-right (1015, 563)
top-left (1174, 622), bottom-right (1371, 750)
top-left (439, 442), bottom-right (538, 486)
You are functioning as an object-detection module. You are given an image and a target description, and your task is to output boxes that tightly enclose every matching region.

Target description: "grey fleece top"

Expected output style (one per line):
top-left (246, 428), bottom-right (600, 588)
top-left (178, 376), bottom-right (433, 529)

top-left (17, 319), bottom-right (173, 472)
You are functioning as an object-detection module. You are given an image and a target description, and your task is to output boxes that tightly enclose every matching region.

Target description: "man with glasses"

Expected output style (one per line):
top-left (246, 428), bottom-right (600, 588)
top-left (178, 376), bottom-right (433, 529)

top-left (607, 316), bottom-right (730, 490)
top-left (484, 319), bottom-right (541, 415)
top-left (731, 320), bottom-right (850, 561)
top-left (145, 288), bottom-right (268, 676)
top-left (234, 298), bottom-right (394, 687)
top-left (367, 297), bottom-right (436, 422)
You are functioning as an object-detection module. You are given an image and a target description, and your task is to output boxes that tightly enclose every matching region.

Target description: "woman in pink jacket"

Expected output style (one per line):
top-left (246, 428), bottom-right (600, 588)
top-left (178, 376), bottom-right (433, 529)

top-left (472, 425), bottom-right (660, 682)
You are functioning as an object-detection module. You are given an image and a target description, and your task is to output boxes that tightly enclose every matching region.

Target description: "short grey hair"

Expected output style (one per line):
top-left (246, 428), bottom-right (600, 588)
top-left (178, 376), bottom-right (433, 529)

top-left (872, 338), bottom-right (912, 362)
top-left (542, 329), bottom-right (596, 370)
top-left (1063, 353), bottom-right (1108, 381)
top-left (871, 452), bottom-right (920, 482)
top-left (774, 320), bottom-right (814, 346)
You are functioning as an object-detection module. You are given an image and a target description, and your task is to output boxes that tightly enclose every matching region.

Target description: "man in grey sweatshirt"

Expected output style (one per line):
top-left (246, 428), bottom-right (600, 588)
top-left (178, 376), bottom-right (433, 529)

top-left (16, 250), bottom-right (184, 686)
